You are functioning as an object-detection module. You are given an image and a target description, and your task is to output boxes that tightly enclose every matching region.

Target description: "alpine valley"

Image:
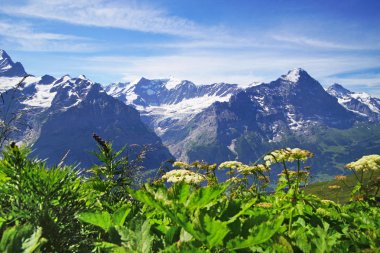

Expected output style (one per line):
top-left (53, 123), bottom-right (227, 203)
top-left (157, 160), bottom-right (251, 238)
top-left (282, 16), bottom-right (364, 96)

top-left (1, 49), bottom-right (380, 180)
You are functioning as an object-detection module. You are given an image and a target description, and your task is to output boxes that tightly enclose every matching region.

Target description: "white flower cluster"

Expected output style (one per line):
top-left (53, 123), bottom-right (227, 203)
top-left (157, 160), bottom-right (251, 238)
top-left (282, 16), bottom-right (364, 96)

top-left (161, 169), bottom-right (205, 184)
top-left (264, 148), bottom-right (313, 165)
top-left (219, 161), bottom-right (269, 175)
top-left (218, 161), bottom-right (243, 170)
top-left (345, 154), bottom-right (380, 171)
top-left (237, 164), bottom-right (269, 174)
top-left (172, 161), bottom-right (191, 169)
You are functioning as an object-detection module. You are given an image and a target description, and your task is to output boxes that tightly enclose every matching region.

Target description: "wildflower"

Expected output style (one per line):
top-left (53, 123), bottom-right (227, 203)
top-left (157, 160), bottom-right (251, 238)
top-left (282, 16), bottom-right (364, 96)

top-left (237, 164), bottom-right (260, 173)
top-left (256, 202), bottom-right (273, 208)
top-left (219, 161), bottom-right (243, 170)
top-left (321, 199), bottom-right (335, 205)
top-left (345, 154), bottom-right (380, 172)
top-left (335, 175), bottom-right (347, 181)
top-left (161, 169), bottom-right (205, 184)
top-left (353, 195), bottom-right (365, 201)
top-left (172, 161), bottom-right (191, 169)
top-left (264, 148), bottom-right (313, 165)
top-left (316, 208), bottom-right (331, 217)
top-left (226, 177), bottom-right (243, 183)
top-left (328, 185), bottom-right (341, 190)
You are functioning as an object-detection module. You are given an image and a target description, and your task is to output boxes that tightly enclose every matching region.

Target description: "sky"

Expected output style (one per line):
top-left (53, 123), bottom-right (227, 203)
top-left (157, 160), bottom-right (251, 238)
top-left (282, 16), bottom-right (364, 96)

top-left (0, 0), bottom-right (380, 96)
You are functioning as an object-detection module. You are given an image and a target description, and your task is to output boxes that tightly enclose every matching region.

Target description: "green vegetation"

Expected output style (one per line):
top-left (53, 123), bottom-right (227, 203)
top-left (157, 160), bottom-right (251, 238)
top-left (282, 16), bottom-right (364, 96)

top-left (305, 170), bottom-right (380, 204)
top-left (0, 141), bottom-right (379, 252)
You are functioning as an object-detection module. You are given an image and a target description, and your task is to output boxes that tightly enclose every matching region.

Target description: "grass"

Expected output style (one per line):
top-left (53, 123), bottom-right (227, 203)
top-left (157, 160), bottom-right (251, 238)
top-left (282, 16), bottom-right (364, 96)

top-left (304, 170), bottom-right (380, 203)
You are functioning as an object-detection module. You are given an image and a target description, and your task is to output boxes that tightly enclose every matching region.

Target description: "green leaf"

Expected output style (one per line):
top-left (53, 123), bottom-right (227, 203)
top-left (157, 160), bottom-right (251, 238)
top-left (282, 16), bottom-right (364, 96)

top-left (95, 242), bottom-right (128, 253)
top-left (202, 214), bottom-right (229, 248)
top-left (227, 215), bottom-right (284, 250)
top-left (22, 227), bottom-right (47, 253)
top-left (186, 183), bottom-right (229, 209)
top-left (77, 211), bottom-right (112, 232)
top-left (112, 205), bottom-right (131, 226)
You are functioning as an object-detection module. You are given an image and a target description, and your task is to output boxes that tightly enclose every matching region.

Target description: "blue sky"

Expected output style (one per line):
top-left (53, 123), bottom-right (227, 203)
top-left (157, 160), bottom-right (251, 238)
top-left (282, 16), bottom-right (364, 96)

top-left (1, 0), bottom-right (380, 95)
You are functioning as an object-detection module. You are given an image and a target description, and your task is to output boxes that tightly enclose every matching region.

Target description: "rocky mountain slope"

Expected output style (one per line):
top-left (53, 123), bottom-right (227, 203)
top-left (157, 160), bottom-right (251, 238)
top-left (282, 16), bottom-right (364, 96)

top-left (106, 77), bottom-right (241, 135)
top-left (327, 83), bottom-right (380, 121)
top-left (0, 50), bottom-right (172, 169)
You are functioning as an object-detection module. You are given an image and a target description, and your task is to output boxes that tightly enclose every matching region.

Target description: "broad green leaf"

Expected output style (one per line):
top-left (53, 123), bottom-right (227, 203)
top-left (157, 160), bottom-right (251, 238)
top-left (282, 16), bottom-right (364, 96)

top-left (202, 214), bottom-right (229, 248)
top-left (112, 205), bottom-right (131, 226)
top-left (95, 242), bottom-right (128, 253)
top-left (186, 183), bottom-right (229, 209)
top-left (77, 211), bottom-right (112, 232)
top-left (174, 182), bottom-right (191, 204)
top-left (227, 215), bottom-right (284, 250)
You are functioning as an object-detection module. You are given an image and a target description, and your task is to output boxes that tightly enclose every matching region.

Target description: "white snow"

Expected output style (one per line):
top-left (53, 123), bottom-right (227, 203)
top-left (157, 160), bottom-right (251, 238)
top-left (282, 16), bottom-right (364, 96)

top-left (227, 139), bottom-right (238, 157)
top-left (23, 82), bottom-right (57, 108)
top-left (140, 95), bottom-right (232, 135)
top-left (165, 77), bottom-right (181, 90)
top-left (0, 76), bottom-right (40, 92)
top-left (287, 112), bottom-right (304, 130)
top-left (281, 68), bottom-right (302, 83)
top-left (351, 92), bottom-right (379, 113)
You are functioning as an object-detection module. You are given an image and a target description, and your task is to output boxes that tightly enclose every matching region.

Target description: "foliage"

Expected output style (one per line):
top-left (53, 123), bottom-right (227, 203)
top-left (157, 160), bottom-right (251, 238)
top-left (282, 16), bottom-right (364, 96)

top-left (0, 144), bottom-right (89, 252)
top-left (0, 142), bottom-right (379, 252)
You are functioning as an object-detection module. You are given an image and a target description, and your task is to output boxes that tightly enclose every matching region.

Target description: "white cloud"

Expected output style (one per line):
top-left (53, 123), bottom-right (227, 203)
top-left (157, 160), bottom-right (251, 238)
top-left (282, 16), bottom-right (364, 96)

top-left (0, 0), bottom-right (217, 38)
top-left (271, 34), bottom-right (379, 50)
top-left (0, 20), bottom-right (99, 52)
top-left (77, 52), bottom-right (380, 88)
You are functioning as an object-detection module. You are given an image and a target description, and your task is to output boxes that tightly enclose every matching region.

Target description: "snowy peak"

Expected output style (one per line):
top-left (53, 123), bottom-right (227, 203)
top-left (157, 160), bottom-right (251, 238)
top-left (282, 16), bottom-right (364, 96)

top-left (327, 83), bottom-right (380, 119)
top-left (106, 77), bottom-right (239, 107)
top-left (18, 74), bottom-right (96, 110)
top-left (0, 49), bottom-right (27, 77)
top-left (280, 68), bottom-right (310, 83)
top-left (327, 83), bottom-right (351, 97)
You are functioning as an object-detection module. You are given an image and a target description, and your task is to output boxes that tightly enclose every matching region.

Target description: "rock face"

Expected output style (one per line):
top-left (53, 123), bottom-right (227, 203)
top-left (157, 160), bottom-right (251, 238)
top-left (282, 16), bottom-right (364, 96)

top-left (106, 77), bottom-right (241, 136)
top-left (158, 69), bottom-right (360, 162)
top-left (106, 69), bottom-right (380, 177)
top-left (327, 83), bottom-right (380, 122)
top-left (0, 50), bottom-right (172, 169)
top-left (0, 49), bottom-right (27, 77)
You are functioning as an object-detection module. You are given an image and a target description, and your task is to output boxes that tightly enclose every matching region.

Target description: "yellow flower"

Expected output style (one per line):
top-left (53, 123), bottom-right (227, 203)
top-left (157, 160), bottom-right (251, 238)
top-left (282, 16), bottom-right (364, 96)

top-left (328, 185), bottom-right (341, 190)
top-left (345, 154), bottom-right (380, 172)
top-left (256, 202), bottom-right (273, 208)
top-left (335, 175), bottom-right (347, 181)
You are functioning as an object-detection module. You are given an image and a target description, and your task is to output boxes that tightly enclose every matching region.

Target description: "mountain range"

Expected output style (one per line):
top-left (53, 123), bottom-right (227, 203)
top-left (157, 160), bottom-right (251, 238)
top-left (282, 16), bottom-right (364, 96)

top-left (0, 49), bottom-right (172, 170)
top-left (1, 49), bottom-right (380, 179)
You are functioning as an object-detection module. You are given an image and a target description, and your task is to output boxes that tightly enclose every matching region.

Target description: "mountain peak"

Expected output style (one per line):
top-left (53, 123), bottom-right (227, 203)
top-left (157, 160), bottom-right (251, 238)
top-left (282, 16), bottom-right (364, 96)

top-left (327, 83), bottom-right (352, 97)
top-left (165, 77), bottom-right (182, 90)
top-left (0, 49), bottom-right (27, 77)
top-left (281, 68), bottom-right (309, 83)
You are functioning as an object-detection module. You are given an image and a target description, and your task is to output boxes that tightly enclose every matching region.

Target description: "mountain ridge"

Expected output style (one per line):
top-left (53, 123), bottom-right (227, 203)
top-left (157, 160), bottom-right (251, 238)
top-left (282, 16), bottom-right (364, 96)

top-left (0, 49), bottom-right (173, 169)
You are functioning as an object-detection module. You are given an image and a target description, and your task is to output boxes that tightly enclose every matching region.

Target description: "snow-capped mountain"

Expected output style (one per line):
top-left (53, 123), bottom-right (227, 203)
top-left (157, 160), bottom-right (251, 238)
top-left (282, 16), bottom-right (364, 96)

top-left (0, 49), bottom-right (27, 77)
top-left (162, 68), bottom-right (363, 163)
top-left (0, 50), bottom-right (172, 169)
top-left (106, 77), bottom-right (241, 135)
top-left (327, 83), bottom-right (380, 121)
